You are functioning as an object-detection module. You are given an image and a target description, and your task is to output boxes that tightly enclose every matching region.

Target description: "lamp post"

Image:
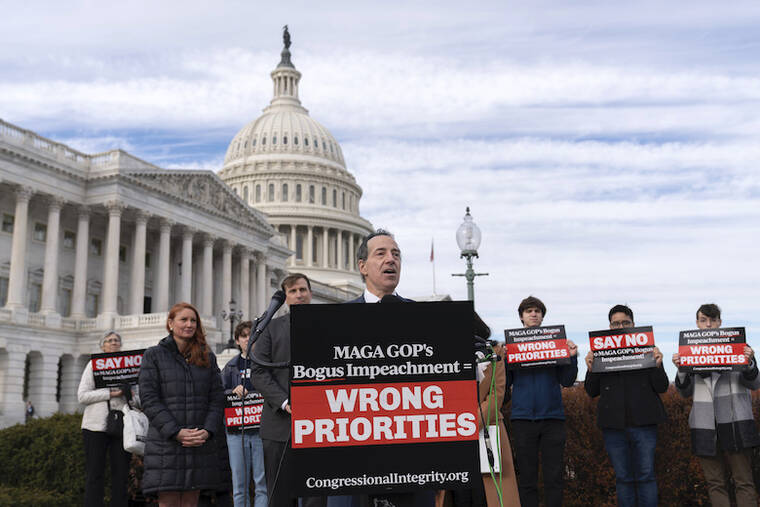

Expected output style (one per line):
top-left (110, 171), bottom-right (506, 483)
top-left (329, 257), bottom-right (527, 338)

top-left (220, 299), bottom-right (244, 351)
top-left (452, 207), bottom-right (488, 302)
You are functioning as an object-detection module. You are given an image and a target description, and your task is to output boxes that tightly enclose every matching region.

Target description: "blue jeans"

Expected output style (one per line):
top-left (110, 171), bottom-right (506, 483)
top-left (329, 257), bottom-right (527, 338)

top-left (602, 425), bottom-right (658, 507)
top-left (226, 429), bottom-right (268, 507)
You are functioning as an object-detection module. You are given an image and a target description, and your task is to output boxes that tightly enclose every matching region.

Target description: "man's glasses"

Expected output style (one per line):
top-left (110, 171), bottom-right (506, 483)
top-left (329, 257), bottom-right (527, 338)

top-left (103, 338), bottom-right (121, 344)
top-left (610, 320), bottom-right (633, 329)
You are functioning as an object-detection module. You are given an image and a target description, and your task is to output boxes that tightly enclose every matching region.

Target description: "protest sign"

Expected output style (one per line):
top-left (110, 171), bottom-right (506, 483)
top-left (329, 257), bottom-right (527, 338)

top-left (91, 349), bottom-right (145, 388)
top-left (289, 301), bottom-right (479, 497)
top-left (224, 391), bottom-right (264, 429)
top-left (678, 327), bottom-right (747, 372)
top-left (504, 325), bottom-right (570, 369)
top-left (589, 326), bottom-right (656, 373)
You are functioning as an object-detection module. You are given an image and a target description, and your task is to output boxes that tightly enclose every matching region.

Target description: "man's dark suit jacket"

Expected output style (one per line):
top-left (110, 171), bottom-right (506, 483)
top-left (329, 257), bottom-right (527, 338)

top-left (345, 294), bottom-right (413, 304)
top-left (250, 314), bottom-right (292, 442)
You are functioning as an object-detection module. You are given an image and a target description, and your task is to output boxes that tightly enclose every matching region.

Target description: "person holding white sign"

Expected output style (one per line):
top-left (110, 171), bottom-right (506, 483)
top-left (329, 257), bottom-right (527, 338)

top-left (672, 304), bottom-right (760, 507)
top-left (584, 305), bottom-right (667, 507)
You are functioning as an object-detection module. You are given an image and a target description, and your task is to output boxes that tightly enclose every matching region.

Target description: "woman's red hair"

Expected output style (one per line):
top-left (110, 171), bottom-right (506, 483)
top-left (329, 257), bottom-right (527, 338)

top-left (167, 302), bottom-right (210, 368)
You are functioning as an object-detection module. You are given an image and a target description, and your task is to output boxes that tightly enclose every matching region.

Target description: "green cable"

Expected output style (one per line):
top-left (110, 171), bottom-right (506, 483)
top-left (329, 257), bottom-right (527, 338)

top-left (481, 348), bottom-right (504, 507)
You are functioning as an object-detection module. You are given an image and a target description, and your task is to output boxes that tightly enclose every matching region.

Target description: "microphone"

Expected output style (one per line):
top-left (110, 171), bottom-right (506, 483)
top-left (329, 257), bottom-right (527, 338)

top-left (380, 294), bottom-right (402, 304)
top-left (247, 290), bottom-right (290, 370)
top-left (253, 290), bottom-right (286, 338)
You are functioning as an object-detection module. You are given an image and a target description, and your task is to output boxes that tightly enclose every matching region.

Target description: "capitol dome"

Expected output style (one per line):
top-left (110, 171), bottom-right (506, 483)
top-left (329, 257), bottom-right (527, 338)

top-left (219, 29), bottom-right (373, 293)
top-left (224, 102), bottom-right (346, 168)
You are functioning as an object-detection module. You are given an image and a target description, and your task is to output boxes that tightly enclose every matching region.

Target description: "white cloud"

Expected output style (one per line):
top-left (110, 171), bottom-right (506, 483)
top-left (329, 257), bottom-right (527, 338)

top-left (4, 0), bottom-right (760, 382)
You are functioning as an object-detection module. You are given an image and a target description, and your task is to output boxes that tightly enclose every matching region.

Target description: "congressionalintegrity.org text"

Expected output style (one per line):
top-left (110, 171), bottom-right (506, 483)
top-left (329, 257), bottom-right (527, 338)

top-left (305, 471), bottom-right (470, 490)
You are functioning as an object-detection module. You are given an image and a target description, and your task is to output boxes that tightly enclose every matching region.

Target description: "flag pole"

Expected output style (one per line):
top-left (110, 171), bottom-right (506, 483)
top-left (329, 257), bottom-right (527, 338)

top-left (430, 238), bottom-right (436, 295)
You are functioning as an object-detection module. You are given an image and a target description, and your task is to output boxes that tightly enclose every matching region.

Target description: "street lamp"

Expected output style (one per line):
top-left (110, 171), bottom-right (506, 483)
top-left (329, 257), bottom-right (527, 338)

top-left (220, 299), bottom-right (244, 351)
top-left (452, 207), bottom-right (488, 302)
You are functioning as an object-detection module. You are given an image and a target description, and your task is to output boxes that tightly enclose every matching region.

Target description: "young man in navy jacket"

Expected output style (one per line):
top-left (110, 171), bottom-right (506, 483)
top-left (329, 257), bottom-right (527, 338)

top-left (507, 296), bottom-right (578, 507)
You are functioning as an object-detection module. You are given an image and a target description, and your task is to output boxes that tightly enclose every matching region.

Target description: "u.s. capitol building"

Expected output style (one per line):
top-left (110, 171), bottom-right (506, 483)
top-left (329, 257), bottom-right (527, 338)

top-left (0, 34), bottom-right (373, 427)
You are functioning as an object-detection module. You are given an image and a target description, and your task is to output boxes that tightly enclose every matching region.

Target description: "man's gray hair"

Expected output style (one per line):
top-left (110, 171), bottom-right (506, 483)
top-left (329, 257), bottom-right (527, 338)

top-left (356, 229), bottom-right (395, 282)
top-left (100, 330), bottom-right (122, 347)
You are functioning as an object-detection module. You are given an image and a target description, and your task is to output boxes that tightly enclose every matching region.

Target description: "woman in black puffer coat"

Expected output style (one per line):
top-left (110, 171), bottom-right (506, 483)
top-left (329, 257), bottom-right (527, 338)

top-left (138, 302), bottom-right (225, 506)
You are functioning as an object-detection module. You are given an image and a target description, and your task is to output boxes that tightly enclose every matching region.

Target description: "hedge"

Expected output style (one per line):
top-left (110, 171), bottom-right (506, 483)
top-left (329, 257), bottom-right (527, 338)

top-left (3, 386), bottom-right (760, 505)
top-left (0, 413), bottom-right (86, 506)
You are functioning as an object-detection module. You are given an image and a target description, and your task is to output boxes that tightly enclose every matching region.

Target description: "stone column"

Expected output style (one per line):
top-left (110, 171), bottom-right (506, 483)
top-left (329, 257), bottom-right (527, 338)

top-left (129, 211), bottom-right (149, 315)
top-left (5, 186), bottom-right (33, 311)
top-left (155, 219), bottom-right (173, 312)
top-left (101, 201), bottom-right (124, 319)
top-left (348, 232), bottom-right (356, 272)
top-left (181, 227), bottom-right (194, 303)
top-left (201, 235), bottom-right (214, 317)
top-left (58, 355), bottom-right (81, 413)
top-left (221, 241), bottom-right (232, 336)
top-left (248, 259), bottom-right (257, 318)
top-left (40, 196), bottom-right (65, 318)
top-left (306, 226), bottom-right (313, 267)
top-left (322, 228), bottom-right (329, 268)
top-left (70, 207), bottom-right (90, 319)
top-left (239, 249), bottom-right (250, 319)
top-left (0, 346), bottom-right (28, 424)
top-left (28, 351), bottom-right (61, 417)
top-left (256, 254), bottom-right (266, 314)
top-left (290, 225), bottom-right (297, 266)
top-left (337, 230), bottom-right (343, 270)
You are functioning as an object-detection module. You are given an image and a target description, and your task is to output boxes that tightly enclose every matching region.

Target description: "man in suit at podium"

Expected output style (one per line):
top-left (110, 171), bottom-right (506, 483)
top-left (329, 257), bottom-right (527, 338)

top-left (347, 229), bottom-right (409, 304)
top-left (346, 229), bottom-right (433, 507)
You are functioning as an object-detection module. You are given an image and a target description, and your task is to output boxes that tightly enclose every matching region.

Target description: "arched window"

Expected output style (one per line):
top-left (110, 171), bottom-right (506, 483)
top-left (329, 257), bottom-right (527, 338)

top-left (273, 135), bottom-right (277, 145)
top-left (294, 136), bottom-right (299, 145)
top-left (283, 136), bottom-right (288, 145)
top-left (268, 184), bottom-right (275, 201)
top-left (332, 189), bottom-right (337, 207)
top-left (342, 191), bottom-right (345, 209)
top-left (243, 186), bottom-right (249, 202)
top-left (282, 183), bottom-right (289, 202)
top-left (252, 138), bottom-right (257, 146)
top-left (256, 185), bottom-right (261, 203)
top-left (234, 187), bottom-right (239, 195)
top-left (321, 187), bottom-right (327, 205)
top-left (296, 184), bottom-right (302, 202)
top-left (305, 137), bottom-right (309, 146)
top-left (262, 136), bottom-right (267, 145)
top-left (309, 185), bottom-right (315, 203)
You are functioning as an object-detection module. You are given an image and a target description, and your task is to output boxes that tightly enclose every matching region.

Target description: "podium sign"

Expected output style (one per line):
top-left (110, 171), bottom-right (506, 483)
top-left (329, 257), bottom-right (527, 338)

top-left (289, 301), bottom-right (479, 497)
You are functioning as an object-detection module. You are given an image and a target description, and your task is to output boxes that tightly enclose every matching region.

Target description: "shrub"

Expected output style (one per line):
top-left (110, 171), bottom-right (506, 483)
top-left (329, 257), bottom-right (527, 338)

top-left (0, 413), bottom-right (85, 505)
top-left (0, 485), bottom-right (68, 506)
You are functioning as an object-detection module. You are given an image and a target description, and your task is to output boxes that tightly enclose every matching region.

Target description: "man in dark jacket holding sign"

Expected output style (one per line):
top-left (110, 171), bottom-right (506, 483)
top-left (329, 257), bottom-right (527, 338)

top-left (507, 296), bottom-right (578, 507)
top-left (584, 304), bottom-right (667, 507)
top-left (672, 303), bottom-right (760, 507)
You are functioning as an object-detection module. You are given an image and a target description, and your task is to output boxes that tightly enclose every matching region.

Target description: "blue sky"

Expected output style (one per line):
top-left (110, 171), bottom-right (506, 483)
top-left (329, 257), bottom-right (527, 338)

top-left (3, 0), bottom-right (760, 377)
